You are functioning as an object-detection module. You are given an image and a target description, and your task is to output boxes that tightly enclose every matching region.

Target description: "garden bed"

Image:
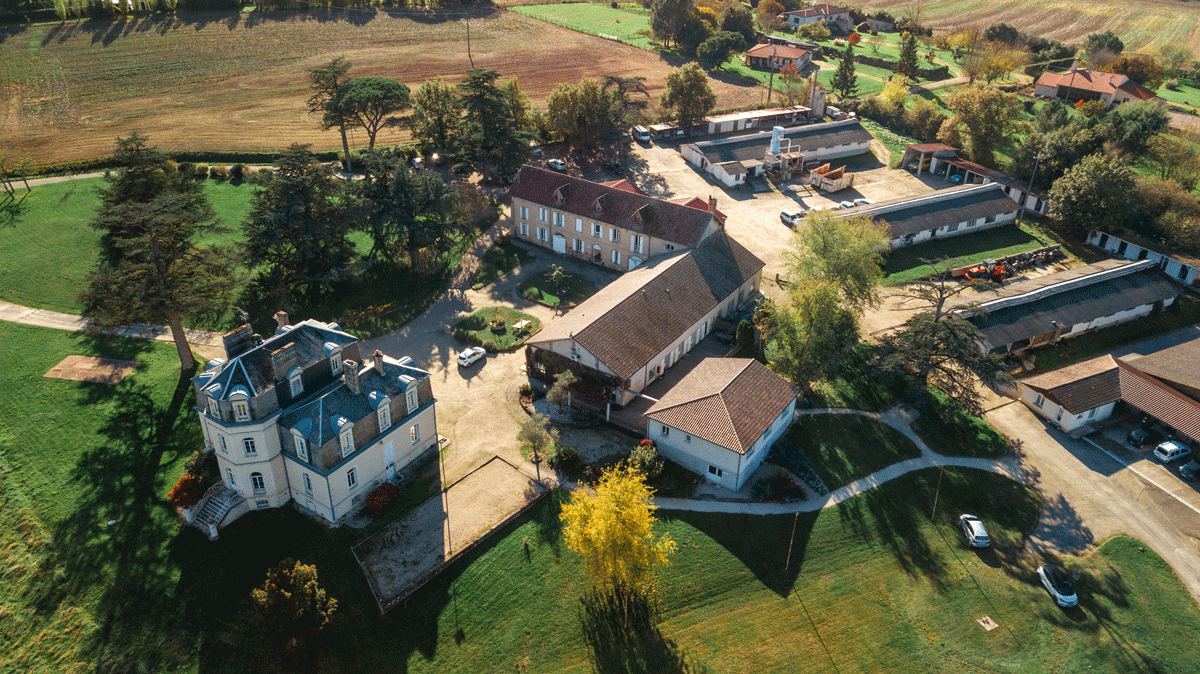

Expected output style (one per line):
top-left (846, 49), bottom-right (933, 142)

top-left (518, 273), bottom-right (598, 308)
top-left (452, 306), bottom-right (542, 351)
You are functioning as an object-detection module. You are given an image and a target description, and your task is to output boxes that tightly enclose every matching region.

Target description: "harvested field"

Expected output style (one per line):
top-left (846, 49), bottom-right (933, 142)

top-left (353, 456), bottom-right (547, 611)
top-left (855, 0), bottom-right (1200, 53)
top-left (0, 8), bottom-right (758, 167)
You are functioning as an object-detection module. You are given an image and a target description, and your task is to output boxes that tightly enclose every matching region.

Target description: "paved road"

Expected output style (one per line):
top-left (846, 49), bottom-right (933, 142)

top-left (985, 401), bottom-right (1200, 603)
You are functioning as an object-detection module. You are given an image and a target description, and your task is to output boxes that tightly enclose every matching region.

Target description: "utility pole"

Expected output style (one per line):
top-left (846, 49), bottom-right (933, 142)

top-left (767, 45), bottom-right (777, 103)
top-left (466, 15), bottom-right (475, 68)
top-left (1016, 152), bottom-right (1042, 227)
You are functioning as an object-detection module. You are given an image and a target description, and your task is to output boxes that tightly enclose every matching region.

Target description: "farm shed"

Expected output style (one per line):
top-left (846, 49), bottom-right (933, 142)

top-left (834, 183), bottom-right (1018, 248)
top-left (1087, 230), bottom-right (1200, 287)
top-left (682, 119), bottom-right (872, 188)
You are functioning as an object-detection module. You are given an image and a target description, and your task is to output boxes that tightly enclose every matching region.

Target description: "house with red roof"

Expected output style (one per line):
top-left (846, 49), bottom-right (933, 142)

top-left (744, 42), bottom-right (814, 71)
top-left (1033, 67), bottom-right (1164, 108)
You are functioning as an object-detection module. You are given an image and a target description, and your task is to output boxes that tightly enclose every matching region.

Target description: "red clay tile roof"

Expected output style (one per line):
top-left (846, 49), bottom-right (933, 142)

top-left (1022, 355), bottom-right (1121, 414)
top-left (646, 359), bottom-right (796, 454)
top-left (527, 232), bottom-right (764, 380)
top-left (1119, 337), bottom-right (1200, 398)
top-left (667, 196), bottom-right (727, 223)
top-left (745, 43), bottom-right (813, 61)
top-left (1035, 68), bottom-right (1130, 96)
top-left (599, 179), bottom-right (648, 195)
top-left (1118, 360), bottom-right (1200, 443)
top-left (907, 143), bottom-right (959, 153)
top-left (510, 165), bottom-right (718, 248)
top-left (1117, 80), bottom-right (1158, 101)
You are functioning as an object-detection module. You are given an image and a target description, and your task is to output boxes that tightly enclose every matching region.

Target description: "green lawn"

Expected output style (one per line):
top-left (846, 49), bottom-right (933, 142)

top-left (911, 391), bottom-right (1011, 459)
top-left (1029, 292), bottom-right (1200, 372)
top-left (783, 413), bottom-right (923, 489)
top-left (802, 342), bottom-right (902, 412)
top-left (1155, 80), bottom-right (1200, 111)
top-left (195, 466), bottom-right (1200, 673)
top-left (883, 223), bottom-right (1059, 285)
top-left (471, 241), bottom-right (535, 290)
top-left (452, 306), bottom-right (542, 351)
top-left (519, 272), bottom-right (598, 307)
top-left (0, 174), bottom-right (489, 338)
top-left (509, 3), bottom-right (656, 50)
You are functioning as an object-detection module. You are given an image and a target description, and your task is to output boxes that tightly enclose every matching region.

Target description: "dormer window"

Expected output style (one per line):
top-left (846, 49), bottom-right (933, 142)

top-left (233, 401), bottom-right (249, 421)
top-left (377, 399), bottom-right (392, 431)
top-left (339, 428), bottom-right (355, 457)
top-left (288, 367), bottom-right (304, 397)
top-left (207, 396), bottom-right (220, 418)
top-left (406, 386), bottom-right (418, 414)
top-left (324, 342), bottom-right (343, 374)
top-left (292, 430), bottom-right (309, 462)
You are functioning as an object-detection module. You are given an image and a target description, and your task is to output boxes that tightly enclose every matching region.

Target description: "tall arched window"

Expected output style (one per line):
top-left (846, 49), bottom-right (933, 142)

top-left (226, 468), bottom-right (236, 488)
top-left (250, 472), bottom-right (265, 494)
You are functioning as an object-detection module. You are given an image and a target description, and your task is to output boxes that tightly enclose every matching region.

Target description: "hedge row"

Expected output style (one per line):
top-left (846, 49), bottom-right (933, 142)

top-left (23, 149), bottom-right (339, 178)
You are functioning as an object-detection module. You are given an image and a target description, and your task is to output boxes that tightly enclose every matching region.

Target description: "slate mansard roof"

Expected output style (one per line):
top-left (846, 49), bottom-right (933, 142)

top-left (509, 165), bottom-right (717, 248)
top-left (527, 232), bottom-right (764, 380)
top-left (646, 359), bottom-right (797, 454)
top-left (194, 320), bottom-right (358, 401)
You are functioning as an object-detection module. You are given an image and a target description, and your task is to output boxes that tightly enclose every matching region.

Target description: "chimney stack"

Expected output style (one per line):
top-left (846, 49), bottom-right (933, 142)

top-left (373, 350), bottom-right (385, 374)
top-left (708, 195), bottom-right (717, 213)
top-left (273, 311), bottom-right (290, 329)
top-left (343, 359), bottom-right (360, 394)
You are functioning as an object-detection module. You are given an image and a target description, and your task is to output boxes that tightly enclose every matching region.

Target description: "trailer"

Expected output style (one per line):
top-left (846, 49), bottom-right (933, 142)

top-left (808, 163), bottom-right (854, 192)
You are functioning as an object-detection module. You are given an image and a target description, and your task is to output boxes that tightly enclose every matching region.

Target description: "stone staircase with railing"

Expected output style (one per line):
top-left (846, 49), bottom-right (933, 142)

top-left (191, 482), bottom-right (245, 538)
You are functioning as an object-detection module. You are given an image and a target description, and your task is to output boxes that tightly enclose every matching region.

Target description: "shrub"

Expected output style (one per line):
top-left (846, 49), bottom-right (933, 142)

top-left (183, 448), bottom-right (218, 481)
top-left (177, 161), bottom-right (194, 177)
top-left (638, 438), bottom-right (657, 449)
top-left (628, 443), bottom-right (664, 479)
top-left (209, 164), bottom-right (228, 181)
top-left (165, 159), bottom-right (179, 174)
top-left (365, 482), bottom-right (399, 513)
top-left (548, 446), bottom-right (583, 473)
top-left (169, 474), bottom-right (208, 508)
top-left (518, 383), bottom-right (534, 398)
top-left (193, 163), bottom-right (209, 179)
top-left (229, 163), bottom-right (246, 184)
top-left (1166, 78), bottom-right (1180, 90)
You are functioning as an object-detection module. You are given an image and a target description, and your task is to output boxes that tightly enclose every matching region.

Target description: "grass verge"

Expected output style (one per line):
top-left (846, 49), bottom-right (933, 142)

top-left (883, 222), bottom-right (1059, 285)
top-left (783, 413), bottom-right (922, 489)
top-left (452, 306), bottom-right (542, 351)
top-left (471, 240), bottom-right (535, 290)
top-left (518, 273), bottom-right (597, 307)
top-left (1030, 292), bottom-right (1200, 372)
top-left (911, 391), bottom-right (1010, 458)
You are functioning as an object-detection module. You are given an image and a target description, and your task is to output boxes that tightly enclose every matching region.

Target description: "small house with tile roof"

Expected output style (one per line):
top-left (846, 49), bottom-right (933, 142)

top-left (646, 359), bottom-right (797, 491)
top-left (782, 4), bottom-right (852, 32)
top-left (189, 314), bottom-right (439, 537)
top-left (1019, 355), bottom-right (1122, 432)
top-left (524, 231), bottom-right (765, 406)
top-left (1033, 67), bottom-right (1164, 108)
top-left (509, 165), bottom-right (723, 272)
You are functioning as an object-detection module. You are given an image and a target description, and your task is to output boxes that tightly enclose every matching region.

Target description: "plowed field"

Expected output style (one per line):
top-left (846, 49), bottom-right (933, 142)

top-left (856, 0), bottom-right (1200, 54)
top-left (0, 8), bottom-right (758, 167)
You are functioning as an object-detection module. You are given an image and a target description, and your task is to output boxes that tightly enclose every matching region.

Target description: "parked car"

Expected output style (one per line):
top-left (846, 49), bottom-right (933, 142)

top-left (1153, 440), bottom-right (1191, 463)
top-left (411, 156), bottom-right (424, 170)
top-left (959, 514), bottom-right (991, 548)
top-left (603, 161), bottom-right (621, 175)
top-left (854, 198), bottom-right (874, 206)
top-left (529, 142), bottom-right (543, 156)
top-left (1180, 460), bottom-right (1200, 481)
top-left (839, 200), bottom-right (856, 209)
top-left (631, 125), bottom-right (651, 143)
top-left (547, 159), bottom-right (567, 172)
top-left (1128, 427), bottom-right (1163, 448)
top-left (456, 346), bottom-right (487, 367)
top-left (779, 210), bottom-right (804, 227)
top-left (1037, 564), bottom-right (1078, 608)
top-left (949, 173), bottom-right (965, 184)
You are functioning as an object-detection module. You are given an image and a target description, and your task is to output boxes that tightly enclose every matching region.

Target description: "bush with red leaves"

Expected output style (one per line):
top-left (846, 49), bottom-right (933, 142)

top-left (169, 474), bottom-right (208, 508)
top-left (365, 482), bottom-right (400, 513)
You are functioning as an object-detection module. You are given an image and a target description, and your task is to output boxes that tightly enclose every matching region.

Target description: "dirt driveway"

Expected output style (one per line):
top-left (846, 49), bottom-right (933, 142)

top-left (361, 236), bottom-right (618, 484)
top-left (985, 400), bottom-right (1200, 603)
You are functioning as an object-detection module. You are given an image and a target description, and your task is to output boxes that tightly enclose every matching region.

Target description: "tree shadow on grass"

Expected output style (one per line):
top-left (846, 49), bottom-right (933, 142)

top-left (29, 366), bottom-right (200, 672)
top-left (579, 588), bottom-right (704, 674)
top-left (663, 510), bottom-right (812, 597)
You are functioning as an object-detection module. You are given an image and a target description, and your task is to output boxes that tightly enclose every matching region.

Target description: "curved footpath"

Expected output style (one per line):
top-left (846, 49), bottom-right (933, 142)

top-left (653, 405), bottom-right (1025, 514)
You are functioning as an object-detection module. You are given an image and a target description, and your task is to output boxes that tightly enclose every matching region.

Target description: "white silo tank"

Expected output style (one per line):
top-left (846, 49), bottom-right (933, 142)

top-left (770, 126), bottom-right (785, 154)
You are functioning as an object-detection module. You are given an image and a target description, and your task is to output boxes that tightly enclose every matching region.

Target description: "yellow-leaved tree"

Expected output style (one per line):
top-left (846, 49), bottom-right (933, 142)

top-left (560, 464), bottom-right (676, 615)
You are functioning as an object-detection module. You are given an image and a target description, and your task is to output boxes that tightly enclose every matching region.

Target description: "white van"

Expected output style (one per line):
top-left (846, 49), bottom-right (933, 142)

top-left (1153, 440), bottom-right (1192, 463)
top-left (631, 125), bottom-right (651, 143)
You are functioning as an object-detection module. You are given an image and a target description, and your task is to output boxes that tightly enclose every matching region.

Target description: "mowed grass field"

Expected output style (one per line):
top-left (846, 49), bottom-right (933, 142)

top-left (855, 0), bottom-right (1200, 53)
top-left (0, 8), bottom-right (758, 168)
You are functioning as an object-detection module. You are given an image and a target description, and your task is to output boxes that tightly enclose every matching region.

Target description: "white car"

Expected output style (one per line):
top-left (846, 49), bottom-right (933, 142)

top-left (1037, 564), bottom-right (1078, 608)
top-left (839, 200), bottom-right (856, 209)
top-left (779, 210), bottom-right (804, 227)
top-left (1153, 440), bottom-right (1191, 463)
top-left (456, 346), bottom-right (487, 367)
top-left (547, 159), bottom-right (567, 172)
top-left (959, 514), bottom-right (990, 548)
top-left (854, 198), bottom-right (874, 206)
